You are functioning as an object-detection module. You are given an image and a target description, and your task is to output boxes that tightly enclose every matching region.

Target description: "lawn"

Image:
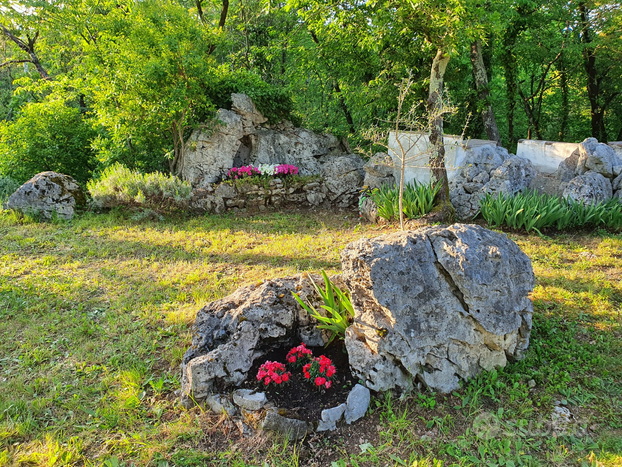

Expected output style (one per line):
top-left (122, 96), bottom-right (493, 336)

top-left (0, 209), bottom-right (620, 466)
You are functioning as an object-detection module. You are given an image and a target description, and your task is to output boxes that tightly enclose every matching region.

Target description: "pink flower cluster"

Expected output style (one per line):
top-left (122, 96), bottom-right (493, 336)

top-left (303, 355), bottom-right (336, 390)
top-left (227, 165), bottom-right (261, 179)
top-left (286, 343), bottom-right (313, 369)
top-left (256, 344), bottom-right (337, 391)
top-left (275, 164), bottom-right (298, 176)
top-left (257, 361), bottom-right (291, 386)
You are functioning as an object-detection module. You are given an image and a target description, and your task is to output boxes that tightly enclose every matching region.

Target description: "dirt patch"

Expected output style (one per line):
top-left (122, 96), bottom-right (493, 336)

top-left (241, 341), bottom-right (356, 422)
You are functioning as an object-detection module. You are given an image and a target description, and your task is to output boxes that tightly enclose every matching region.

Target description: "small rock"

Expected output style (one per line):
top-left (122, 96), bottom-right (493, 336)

top-left (206, 394), bottom-right (237, 416)
top-left (344, 384), bottom-right (370, 424)
top-left (262, 411), bottom-right (313, 440)
top-left (233, 389), bottom-right (267, 411)
top-left (528, 379), bottom-right (536, 388)
top-left (317, 404), bottom-right (346, 432)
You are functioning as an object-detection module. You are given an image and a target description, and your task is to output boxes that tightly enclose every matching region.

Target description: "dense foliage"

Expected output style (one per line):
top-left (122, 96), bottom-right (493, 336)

top-left (368, 181), bottom-right (441, 221)
top-left (1, 0), bottom-right (622, 183)
top-left (480, 191), bottom-right (622, 233)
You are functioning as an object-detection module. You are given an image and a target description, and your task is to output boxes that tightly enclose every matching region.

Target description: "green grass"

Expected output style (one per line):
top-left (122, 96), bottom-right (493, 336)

top-left (0, 210), bottom-right (621, 466)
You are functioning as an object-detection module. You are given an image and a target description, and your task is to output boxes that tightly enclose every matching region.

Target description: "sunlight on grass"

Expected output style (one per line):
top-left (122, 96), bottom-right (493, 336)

top-left (0, 211), bottom-right (621, 465)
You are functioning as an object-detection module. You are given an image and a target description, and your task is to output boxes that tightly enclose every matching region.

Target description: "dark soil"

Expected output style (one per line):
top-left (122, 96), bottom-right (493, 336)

top-left (241, 340), bottom-right (356, 422)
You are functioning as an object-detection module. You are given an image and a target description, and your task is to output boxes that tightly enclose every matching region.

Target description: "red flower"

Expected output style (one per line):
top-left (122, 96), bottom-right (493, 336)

top-left (315, 377), bottom-right (326, 386)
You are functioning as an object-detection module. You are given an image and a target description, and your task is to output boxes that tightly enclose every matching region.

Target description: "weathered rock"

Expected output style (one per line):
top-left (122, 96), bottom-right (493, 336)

top-left (181, 275), bottom-right (333, 404)
top-left (251, 128), bottom-right (340, 176)
top-left (483, 156), bottom-right (537, 195)
top-left (344, 384), bottom-right (370, 424)
top-left (232, 93), bottom-right (267, 128)
top-left (6, 172), bottom-right (86, 220)
top-left (262, 411), bottom-right (313, 440)
top-left (181, 94), bottom-right (350, 186)
top-left (363, 173), bottom-right (395, 190)
top-left (462, 145), bottom-right (508, 174)
top-left (341, 224), bottom-right (534, 393)
top-left (562, 172), bottom-right (613, 205)
top-left (529, 173), bottom-right (564, 197)
top-left (182, 109), bottom-right (245, 187)
top-left (364, 153), bottom-right (394, 178)
top-left (613, 173), bottom-right (622, 192)
top-left (204, 394), bottom-right (237, 416)
top-left (232, 389), bottom-right (267, 411)
top-left (577, 137), bottom-right (620, 178)
top-left (556, 150), bottom-right (580, 182)
top-left (450, 191), bottom-right (485, 221)
top-left (322, 155), bottom-right (365, 207)
top-left (359, 196), bottom-right (379, 223)
top-left (317, 404), bottom-right (346, 432)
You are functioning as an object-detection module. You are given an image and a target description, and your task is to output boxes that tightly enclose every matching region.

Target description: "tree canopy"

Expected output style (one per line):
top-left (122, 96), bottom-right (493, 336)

top-left (1, 0), bottom-right (622, 183)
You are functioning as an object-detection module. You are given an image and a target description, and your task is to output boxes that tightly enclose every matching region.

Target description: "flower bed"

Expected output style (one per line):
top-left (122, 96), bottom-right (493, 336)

top-left (241, 341), bottom-right (355, 423)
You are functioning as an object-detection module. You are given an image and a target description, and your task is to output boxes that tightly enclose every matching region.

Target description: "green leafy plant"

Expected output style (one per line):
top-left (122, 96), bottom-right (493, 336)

top-left (479, 190), bottom-right (622, 234)
top-left (368, 181), bottom-right (440, 222)
top-left (292, 271), bottom-right (354, 345)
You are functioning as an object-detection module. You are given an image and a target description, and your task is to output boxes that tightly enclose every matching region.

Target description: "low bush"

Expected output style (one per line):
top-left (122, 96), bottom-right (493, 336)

top-left (367, 181), bottom-right (441, 221)
top-left (0, 176), bottom-right (20, 208)
top-left (479, 190), bottom-right (622, 233)
top-left (88, 164), bottom-right (192, 212)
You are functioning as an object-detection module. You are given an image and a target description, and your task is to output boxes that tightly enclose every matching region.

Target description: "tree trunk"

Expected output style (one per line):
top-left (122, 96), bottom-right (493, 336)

top-left (334, 82), bottom-right (355, 134)
top-left (427, 48), bottom-right (454, 223)
top-left (0, 26), bottom-right (49, 80)
top-left (470, 40), bottom-right (500, 143)
top-left (558, 51), bottom-right (569, 140)
top-left (579, 2), bottom-right (604, 141)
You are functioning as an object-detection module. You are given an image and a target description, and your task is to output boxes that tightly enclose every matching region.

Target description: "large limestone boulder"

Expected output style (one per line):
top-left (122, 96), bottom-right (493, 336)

top-left (562, 172), bottom-right (613, 205)
top-left (250, 128), bottom-right (340, 176)
top-left (483, 156), bottom-right (537, 195)
top-left (363, 153), bottom-right (395, 189)
top-left (322, 155), bottom-right (365, 207)
top-left (6, 172), bottom-right (86, 220)
top-left (341, 224), bottom-right (534, 393)
top-left (182, 109), bottom-right (245, 188)
top-left (576, 137), bottom-right (620, 179)
top-left (232, 93), bottom-right (267, 130)
top-left (181, 275), bottom-right (332, 405)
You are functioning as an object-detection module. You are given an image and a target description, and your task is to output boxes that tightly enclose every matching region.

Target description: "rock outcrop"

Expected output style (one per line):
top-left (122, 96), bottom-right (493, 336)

top-left (562, 172), bottom-right (613, 205)
top-left (6, 172), bottom-right (86, 220)
top-left (449, 145), bottom-right (536, 220)
top-left (180, 94), bottom-right (359, 189)
top-left (341, 224), bottom-right (534, 393)
top-left (180, 275), bottom-right (333, 405)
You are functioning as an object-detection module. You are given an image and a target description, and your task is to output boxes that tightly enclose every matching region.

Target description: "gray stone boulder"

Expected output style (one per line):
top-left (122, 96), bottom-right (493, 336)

top-left (322, 155), bottom-right (365, 207)
top-left (562, 172), bottom-right (613, 205)
top-left (341, 224), bottom-right (535, 393)
top-left (262, 410), bottom-right (313, 440)
top-left (6, 172), bottom-right (86, 220)
top-left (449, 145), bottom-right (512, 220)
top-left (232, 93), bottom-right (267, 129)
top-left (251, 128), bottom-right (340, 176)
top-left (364, 153), bottom-right (394, 178)
top-left (181, 275), bottom-right (332, 405)
top-left (359, 195), bottom-right (379, 223)
top-left (483, 156), bottom-right (537, 195)
top-left (556, 150), bottom-right (580, 182)
top-left (577, 137), bottom-right (620, 178)
top-left (182, 109), bottom-right (245, 187)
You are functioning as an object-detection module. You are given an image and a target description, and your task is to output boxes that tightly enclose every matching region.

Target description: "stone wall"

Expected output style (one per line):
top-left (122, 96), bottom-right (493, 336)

top-left (189, 176), bottom-right (360, 214)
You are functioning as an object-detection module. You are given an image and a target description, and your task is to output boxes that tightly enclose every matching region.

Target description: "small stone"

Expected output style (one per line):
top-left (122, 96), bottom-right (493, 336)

top-left (344, 384), bottom-right (370, 424)
top-left (317, 404), bottom-right (346, 432)
top-left (262, 411), bottom-right (312, 440)
top-left (206, 394), bottom-right (237, 416)
top-left (233, 389), bottom-right (267, 411)
top-left (528, 379), bottom-right (536, 388)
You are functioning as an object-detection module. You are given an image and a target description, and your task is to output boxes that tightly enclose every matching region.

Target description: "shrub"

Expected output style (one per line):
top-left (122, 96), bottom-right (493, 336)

top-left (0, 176), bottom-right (20, 208)
top-left (367, 180), bottom-right (441, 222)
top-left (0, 99), bottom-right (96, 184)
top-left (88, 164), bottom-right (192, 212)
top-left (479, 190), bottom-right (622, 233)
